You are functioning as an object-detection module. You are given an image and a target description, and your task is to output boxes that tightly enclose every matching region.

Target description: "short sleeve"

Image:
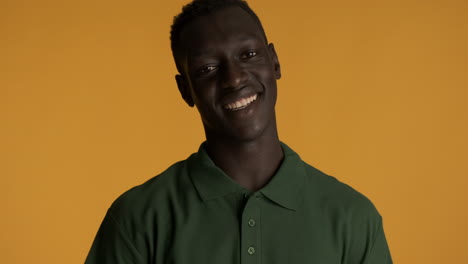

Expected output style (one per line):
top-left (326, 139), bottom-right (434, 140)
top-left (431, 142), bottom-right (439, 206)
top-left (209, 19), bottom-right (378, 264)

top-left (362, 217), bottom-right (393, 264)
top-left (85, 210), bottom-right (145, 264)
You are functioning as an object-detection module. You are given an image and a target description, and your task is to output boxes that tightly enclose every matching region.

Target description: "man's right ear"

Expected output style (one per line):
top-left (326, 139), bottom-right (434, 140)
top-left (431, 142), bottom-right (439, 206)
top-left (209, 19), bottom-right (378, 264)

top-left (175, 74), bottom-right (194, 107)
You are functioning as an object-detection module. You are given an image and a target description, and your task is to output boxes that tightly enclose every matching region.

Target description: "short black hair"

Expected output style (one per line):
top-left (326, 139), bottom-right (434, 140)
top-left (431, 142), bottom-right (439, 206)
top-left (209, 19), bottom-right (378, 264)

top-left (170, 0), bottom-right (268, 73)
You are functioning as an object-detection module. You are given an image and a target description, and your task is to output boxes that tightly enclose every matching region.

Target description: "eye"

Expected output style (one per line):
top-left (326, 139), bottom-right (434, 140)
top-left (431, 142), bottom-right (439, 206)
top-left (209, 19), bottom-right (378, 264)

top-left (242, 50), bottom-right (257, 59)
top-left (198, 65), bottom-right (217, 74)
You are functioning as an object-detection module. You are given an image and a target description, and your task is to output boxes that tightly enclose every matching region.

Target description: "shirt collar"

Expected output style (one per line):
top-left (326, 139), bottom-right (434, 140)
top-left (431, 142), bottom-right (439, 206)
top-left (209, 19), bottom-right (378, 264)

top-left (188, 142), bottom-right (306, 211)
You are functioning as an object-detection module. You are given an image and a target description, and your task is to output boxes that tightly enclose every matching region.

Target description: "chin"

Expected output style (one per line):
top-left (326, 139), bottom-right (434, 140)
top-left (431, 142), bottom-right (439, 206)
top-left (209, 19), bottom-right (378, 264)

top-left (226, 119), bottom-right (274, 143)
top-left (204, 110), bottom-right (277, 143)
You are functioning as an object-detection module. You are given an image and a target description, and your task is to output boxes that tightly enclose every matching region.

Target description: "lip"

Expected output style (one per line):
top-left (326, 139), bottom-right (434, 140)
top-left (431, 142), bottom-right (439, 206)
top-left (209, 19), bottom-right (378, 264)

top-left (224, 93), bottom-right (258, 111)
top-left (220, 91), bottom-right (260, 111)
top-left (219, 87), bottom-right (259, 105)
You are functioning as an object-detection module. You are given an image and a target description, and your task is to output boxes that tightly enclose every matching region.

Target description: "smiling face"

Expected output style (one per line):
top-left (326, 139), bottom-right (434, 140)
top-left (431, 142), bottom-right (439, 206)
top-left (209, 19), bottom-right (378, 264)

top-left (175, 6), bottom-right (281, 143)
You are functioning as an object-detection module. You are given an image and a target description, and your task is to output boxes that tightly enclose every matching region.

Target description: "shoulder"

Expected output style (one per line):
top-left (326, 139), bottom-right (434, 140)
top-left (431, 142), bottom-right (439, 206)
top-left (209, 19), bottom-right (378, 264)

top-left (106, 156), bottom-right (196, 231)
top-left (302, 161), bottom-right (381, 222)
top-left (85, 159), bottom-right (196, 262)
top-left (114, 160), bottom-right (184, 205)
top-left (301, 162), bottom-right (392, 262)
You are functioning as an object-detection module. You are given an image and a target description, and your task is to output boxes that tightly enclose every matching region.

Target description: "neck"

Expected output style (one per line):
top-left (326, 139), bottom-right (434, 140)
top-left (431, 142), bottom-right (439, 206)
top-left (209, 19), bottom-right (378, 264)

top-left (204, 128), bottom-right (284, 192)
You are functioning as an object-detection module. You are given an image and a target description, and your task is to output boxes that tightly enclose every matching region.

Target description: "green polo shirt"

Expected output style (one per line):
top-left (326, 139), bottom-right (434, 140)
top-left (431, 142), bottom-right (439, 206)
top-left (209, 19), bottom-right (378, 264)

top-left (86, 142), bottom-right (392, 264)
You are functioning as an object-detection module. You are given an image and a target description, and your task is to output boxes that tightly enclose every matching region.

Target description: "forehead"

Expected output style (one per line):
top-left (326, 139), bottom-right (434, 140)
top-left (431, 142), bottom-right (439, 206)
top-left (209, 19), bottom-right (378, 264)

top-left (179, 6), bottom-right (266, 55)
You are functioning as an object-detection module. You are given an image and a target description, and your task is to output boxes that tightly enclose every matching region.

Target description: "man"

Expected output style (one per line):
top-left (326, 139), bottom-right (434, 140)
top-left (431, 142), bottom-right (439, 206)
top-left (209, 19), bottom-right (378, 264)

top-left (86, 0), bottom-right (393, 263)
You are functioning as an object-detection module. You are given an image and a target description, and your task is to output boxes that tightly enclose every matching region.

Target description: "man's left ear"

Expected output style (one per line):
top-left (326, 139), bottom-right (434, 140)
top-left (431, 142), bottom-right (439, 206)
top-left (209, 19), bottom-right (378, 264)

top-left (268, 43), bottom-right (281, 80)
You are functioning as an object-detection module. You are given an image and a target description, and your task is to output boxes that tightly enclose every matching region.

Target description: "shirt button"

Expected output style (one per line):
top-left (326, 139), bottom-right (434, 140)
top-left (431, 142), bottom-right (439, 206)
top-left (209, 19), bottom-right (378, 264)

top-left (248, 219), bottom-right (256, 227)
top-left (254, 193), bottom-right (260, 198)
top-left (247, 246), bottom-right (255, 255)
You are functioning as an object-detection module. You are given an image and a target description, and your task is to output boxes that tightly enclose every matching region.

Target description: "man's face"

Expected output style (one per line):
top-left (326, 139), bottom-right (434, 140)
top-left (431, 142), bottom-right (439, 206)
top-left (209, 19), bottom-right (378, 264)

top-left (176, 6), bottom-right (281, 142)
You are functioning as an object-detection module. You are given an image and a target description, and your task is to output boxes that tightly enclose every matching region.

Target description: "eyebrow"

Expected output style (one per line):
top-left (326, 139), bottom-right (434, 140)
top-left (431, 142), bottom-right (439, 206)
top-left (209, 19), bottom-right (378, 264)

top-left (188, 37), bottom-right (263, 59)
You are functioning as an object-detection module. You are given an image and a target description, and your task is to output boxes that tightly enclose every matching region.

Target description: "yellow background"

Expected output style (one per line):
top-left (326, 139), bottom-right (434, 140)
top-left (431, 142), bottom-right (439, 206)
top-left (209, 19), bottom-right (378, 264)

top-left (2, 0), bottom-right (467, 263)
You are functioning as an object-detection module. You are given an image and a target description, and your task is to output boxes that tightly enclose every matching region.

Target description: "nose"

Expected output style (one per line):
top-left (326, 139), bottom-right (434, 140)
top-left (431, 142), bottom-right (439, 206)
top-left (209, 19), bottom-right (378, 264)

top-left (220, 60), bottom-right (248, 90)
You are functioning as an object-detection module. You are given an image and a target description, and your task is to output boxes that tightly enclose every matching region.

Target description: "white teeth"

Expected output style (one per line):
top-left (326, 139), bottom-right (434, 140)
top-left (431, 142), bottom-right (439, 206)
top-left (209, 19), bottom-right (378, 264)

top-left (224, 94), bottom-right (258, 110)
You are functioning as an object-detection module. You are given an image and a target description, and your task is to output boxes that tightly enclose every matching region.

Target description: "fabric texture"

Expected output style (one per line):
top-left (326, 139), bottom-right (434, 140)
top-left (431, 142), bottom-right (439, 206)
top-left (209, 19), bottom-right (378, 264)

top-left (85, 142), bottom-right (392, 264)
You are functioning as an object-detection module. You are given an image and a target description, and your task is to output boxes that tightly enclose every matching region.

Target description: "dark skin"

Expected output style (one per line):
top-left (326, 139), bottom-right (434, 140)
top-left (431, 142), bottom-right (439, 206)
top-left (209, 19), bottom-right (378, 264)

top-left (175, 6), bottom-right (283, 191)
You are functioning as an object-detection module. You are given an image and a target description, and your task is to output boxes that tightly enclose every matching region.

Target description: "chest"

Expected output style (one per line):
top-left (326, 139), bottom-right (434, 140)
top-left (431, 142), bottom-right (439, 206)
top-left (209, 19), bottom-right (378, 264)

top-left (153, 195), bottom-right (344, 264)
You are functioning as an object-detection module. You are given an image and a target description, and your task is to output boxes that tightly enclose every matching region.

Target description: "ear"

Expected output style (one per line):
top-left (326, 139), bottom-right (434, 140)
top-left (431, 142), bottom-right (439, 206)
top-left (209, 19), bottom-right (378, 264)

top-left (175, 74), bottom-right (194, 107)
top-left (268, 43), bottom-right (281, 80)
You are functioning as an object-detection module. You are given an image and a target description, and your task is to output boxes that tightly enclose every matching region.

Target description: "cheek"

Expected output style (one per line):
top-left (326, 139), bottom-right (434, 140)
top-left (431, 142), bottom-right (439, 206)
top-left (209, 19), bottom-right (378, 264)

top-left (191, 84), bottom-right (219, 114)
top-left (191, 81), bottom-right (215, 102)
top-left (257, 68), bottom-right (277, 91)
top-left (257, 69), bottom-right (278, 105)
top-left (253, 60), bottom-right (276, 80)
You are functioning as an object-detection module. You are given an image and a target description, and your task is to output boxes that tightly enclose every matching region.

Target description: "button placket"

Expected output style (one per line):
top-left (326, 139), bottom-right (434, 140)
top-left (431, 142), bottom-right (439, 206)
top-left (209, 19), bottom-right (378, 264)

top-left (241, 193), bottom-right (261, 264)
top-left (247, 246), bottom-right (255, 255)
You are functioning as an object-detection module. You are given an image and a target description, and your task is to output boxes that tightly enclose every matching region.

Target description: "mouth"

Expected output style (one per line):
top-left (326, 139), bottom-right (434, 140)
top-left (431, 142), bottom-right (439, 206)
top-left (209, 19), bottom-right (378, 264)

top-left (223, 93), bottom-right (258, 111)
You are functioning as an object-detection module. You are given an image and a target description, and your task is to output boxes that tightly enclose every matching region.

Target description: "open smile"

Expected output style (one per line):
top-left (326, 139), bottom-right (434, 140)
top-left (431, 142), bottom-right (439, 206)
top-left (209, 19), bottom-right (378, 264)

top-left (223, 93), bottom-right (258, 111)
